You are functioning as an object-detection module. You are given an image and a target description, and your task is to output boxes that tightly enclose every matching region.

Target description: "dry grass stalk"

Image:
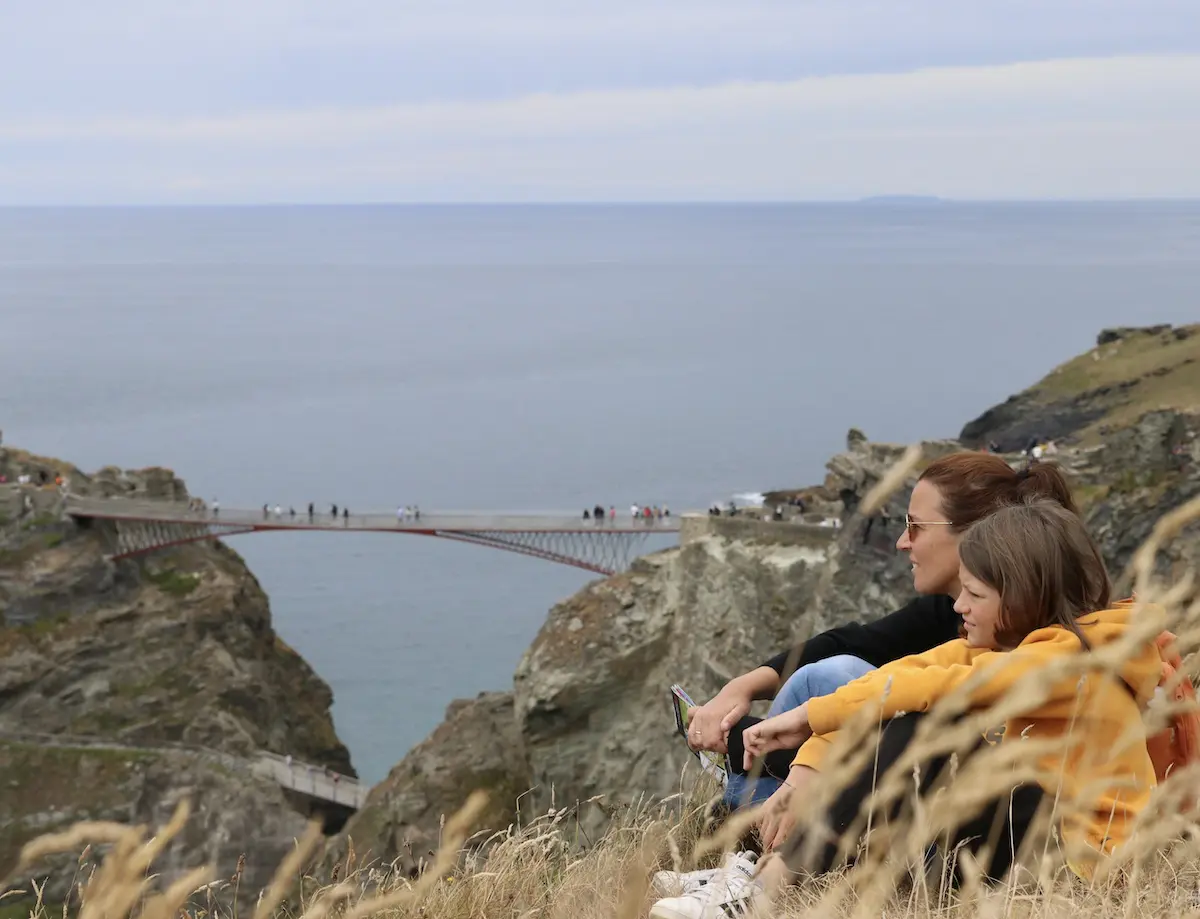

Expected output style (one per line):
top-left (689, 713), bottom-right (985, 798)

top-left (251, 822), bottom-right (323, 919)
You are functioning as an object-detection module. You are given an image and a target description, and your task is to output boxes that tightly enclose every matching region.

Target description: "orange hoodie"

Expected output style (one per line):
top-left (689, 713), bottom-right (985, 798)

top-left (794, 604), bottom-right (1162, 874)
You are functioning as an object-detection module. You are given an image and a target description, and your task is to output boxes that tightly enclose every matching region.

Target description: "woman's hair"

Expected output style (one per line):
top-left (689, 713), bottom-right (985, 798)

top-left (919, 452), bottom-right (1077, 532)
top-left (958, 500), bottom-right (1111, 649)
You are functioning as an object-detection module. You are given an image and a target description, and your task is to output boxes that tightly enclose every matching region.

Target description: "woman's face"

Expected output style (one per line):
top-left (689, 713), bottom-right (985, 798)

top-left (954, 566), bottom-right (1004, 648)
top-left (896, 480), bottom-right (962, 596)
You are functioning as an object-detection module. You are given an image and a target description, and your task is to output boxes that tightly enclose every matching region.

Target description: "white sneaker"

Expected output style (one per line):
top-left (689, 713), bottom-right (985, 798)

top-left (651, 851), bottom-right (757, 897)
top-left (651, 865), bottom-right (718, 898)
top-left (649, 852), bottom-right (761, 919)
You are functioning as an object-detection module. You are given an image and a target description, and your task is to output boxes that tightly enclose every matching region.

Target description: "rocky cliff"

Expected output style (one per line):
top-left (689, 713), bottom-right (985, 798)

top-left (959, 322), bottom-right (1200, 451)
top-left (332, 324), bottom-right (1200, 869)
top-left (0, 449), bottom-right (353, 904)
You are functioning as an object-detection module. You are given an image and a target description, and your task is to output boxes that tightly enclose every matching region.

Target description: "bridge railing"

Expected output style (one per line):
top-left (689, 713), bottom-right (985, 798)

top-left (64, 496), bottom-right (684, 532)
top-left (254, 751), bottom-right (368, 809)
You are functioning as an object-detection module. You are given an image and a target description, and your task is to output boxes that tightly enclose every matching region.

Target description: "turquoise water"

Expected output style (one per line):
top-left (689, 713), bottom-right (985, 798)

top-left (2, 202), bottom-right (1198, 781)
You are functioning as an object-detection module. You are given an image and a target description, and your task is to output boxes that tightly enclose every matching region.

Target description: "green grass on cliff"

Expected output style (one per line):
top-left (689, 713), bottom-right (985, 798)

top-left (145, 567), bottom-right (200, 597)
top-left (1032, 324), bottom-right (1200, 441)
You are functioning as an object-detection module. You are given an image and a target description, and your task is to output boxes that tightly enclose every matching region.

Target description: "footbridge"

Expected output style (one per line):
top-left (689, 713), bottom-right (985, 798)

top-left (65, 497), bottom-right (683, 575)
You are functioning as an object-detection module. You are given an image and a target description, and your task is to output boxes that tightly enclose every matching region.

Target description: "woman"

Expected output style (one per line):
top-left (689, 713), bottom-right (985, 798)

top-left (687, 453), bottom-right (1077, 833)
top-left (652, 501), bottom-right (1160, 919)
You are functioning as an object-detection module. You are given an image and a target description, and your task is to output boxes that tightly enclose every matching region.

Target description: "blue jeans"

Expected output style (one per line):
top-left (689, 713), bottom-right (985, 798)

top-left (723, 655), bottom-right (875, 808)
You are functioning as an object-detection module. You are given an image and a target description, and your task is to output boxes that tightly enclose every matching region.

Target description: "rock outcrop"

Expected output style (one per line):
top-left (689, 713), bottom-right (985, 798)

top-left (959, 322), bottom-right (1200, 451)
top-left (336, 325), bottom-right (1200, 866)
top-left (0, 448), bottom-right (353, 905)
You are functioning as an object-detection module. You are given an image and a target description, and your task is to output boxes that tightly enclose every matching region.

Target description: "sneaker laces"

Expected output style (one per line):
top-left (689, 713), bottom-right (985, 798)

top-left (690, 852), bottom-right (759, 902)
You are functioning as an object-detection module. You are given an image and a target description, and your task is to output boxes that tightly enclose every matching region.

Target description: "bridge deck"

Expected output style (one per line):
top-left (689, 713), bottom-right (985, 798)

top-left (66, 497), bottom-right (682, 533)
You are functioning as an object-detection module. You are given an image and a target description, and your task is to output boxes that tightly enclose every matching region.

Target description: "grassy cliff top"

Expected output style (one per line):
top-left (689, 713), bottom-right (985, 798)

top-left (959, 323), bottom-right (1200, 449)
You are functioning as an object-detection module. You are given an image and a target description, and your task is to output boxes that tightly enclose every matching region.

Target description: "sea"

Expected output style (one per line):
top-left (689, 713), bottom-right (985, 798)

top-left (1, 202), bottom-right (1198, 783)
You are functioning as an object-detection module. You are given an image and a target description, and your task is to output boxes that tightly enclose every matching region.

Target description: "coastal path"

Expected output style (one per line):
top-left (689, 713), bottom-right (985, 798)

top-left (0, 730), bottom-right (367, 809)
top-left (65, 496), bottom-right (683, 575)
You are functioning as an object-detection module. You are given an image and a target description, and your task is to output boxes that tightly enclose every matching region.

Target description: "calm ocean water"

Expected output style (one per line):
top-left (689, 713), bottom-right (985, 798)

top-left (1, 203), bottom-right (1198, 782)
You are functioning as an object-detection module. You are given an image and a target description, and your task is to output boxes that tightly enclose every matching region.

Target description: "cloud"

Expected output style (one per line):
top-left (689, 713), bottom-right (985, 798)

top-left (3, 54), bottom-right (1198, 203)
top-left (4, 0), bottom-right (1199, 118)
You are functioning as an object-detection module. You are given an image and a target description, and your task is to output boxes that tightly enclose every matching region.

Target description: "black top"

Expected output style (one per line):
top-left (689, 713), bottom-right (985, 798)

top-left (761, 594), bottom-right (960, 679)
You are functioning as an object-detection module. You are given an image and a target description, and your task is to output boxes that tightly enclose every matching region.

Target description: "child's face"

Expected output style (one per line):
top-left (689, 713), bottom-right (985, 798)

top-left (954, 565), bottom-right (1004, 649)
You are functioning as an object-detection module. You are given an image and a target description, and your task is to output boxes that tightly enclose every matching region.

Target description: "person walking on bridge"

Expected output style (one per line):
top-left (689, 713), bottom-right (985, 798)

top-left (307, 502), bottom-right (314, 519)
top-left (211, 498), bottom-right (220, 518)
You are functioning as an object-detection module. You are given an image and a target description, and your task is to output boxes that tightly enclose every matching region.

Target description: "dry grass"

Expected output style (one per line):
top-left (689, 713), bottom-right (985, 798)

top-left (4, 450), bottom-right (1200, 919)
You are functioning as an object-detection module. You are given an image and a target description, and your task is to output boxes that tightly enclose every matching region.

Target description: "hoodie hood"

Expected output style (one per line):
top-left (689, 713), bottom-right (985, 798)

top-left (1074, 599), bottom-right (1166, 706)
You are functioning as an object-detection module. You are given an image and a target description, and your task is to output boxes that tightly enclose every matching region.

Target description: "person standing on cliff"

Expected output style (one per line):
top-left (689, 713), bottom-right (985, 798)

top-left (677, 454), bottom-right (1081, 850)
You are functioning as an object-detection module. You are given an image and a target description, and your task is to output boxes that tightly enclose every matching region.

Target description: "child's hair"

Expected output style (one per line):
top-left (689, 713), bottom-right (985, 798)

top-left (958, 499), bottom-right (1112, 649)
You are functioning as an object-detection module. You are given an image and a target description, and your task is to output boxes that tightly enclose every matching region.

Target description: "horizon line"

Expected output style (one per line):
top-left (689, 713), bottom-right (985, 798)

top-left (3, 196), bottom-right (1200, 209)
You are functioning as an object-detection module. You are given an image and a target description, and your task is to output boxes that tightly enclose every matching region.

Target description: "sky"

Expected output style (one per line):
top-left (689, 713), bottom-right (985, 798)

top-left (3, 1), bottom-right (1200, 204)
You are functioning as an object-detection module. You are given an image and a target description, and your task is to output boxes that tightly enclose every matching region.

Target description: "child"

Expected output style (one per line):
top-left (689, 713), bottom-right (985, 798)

top-left (650, 500), bottom-right (1162, 919)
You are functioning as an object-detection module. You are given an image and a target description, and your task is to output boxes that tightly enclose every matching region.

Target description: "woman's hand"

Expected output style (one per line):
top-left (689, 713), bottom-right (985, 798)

top-left (757, 766), bottom-right (815, 851)
top-left (741, 703), bottom-right (812, 771)
top-left (686, 690), bottom-right (752, 753)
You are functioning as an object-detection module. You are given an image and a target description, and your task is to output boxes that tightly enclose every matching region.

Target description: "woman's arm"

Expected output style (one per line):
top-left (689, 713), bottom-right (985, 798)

top-left (685, 666), bottom-right (781, 753)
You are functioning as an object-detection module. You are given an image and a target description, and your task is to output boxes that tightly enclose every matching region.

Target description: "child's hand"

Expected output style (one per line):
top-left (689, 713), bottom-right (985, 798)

top-left (742, 703), bottom-right (813, 772)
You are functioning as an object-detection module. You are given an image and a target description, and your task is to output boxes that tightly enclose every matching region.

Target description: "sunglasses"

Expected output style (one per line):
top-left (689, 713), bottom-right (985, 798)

top-left (904, 514), bottom-right (954, 539)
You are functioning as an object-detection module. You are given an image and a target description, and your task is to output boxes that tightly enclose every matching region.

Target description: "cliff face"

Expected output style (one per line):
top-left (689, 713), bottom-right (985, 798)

top-left (335, 324), bottom-right (1200, 868)
top-left (0, 450), bottom-right (353, 903)
top-left (333, 691), bottom-right (528, 876)
top-left (0, 741), bottom-right (308, 906)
